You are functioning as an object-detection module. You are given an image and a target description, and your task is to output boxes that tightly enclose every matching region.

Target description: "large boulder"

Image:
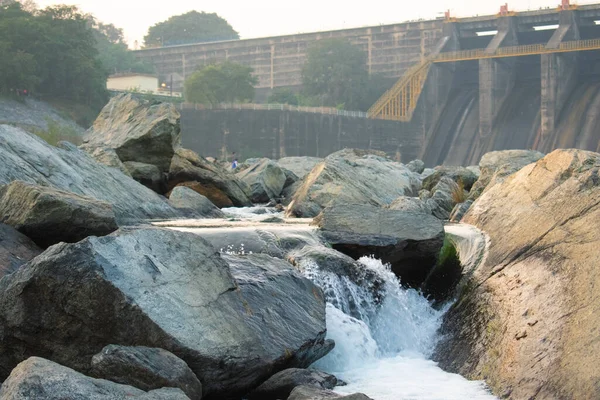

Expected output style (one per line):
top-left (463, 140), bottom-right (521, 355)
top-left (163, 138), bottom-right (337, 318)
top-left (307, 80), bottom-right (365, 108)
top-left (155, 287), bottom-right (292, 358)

top-left (236, 159), bottom-right (287, 203)
top-left (0, 227), bottom-right (330, 399)
top-left (313, 205), bottom-right (444, 287)
top-left (469, 149), bottom-right (545, 200)
top-left (168, 148), bottom-right (251, 208)
top-left (168, 186), bottom-right (225, 218)
top-left (248, 368), bottom-right (338, 400)
top-left (91, 345), bottom-right (202, 400)
top-left (387, 196), bottom-right (432, 214)
top-left (82, 94), bottom-right (180, 173)
top-left (0, 223), bottom-right (41, 278)
top-left (123, 161), bottom-right (166, 194)
top-left (0, 181), bottom-right (118, 248)
top-left (287, 149), bottom-right (421, 218)
top-left (288, 386), bottom-right (372, 400)
top-left (422, 166), bottom-right (478, 192)
top-left (0, 125), bottom-right (181, 223)
top-left (0, 357), bottom-right (189, 400)
top-left (422, 177), bottom-right (467, 220)
top-left (277, 157), bottom-right (323, 180)
top-left (434, 150), bottom-right (600, 400)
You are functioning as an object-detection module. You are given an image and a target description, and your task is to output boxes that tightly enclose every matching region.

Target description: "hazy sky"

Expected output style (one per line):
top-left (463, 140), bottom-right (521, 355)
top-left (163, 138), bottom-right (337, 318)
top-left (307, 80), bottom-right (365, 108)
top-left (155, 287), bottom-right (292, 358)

top-left (35, 0), bottom-right (597, 47)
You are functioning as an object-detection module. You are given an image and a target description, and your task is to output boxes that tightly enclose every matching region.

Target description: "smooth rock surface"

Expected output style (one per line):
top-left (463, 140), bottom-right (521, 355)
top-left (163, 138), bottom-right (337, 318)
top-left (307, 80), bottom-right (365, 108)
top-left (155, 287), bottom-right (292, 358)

top-left (168, 148), bottom-right (251, 207)
top-left (0, 227), bottom-right (329, 399)
top-left (313, 205), bottom-right (444, 287)
top-left (287, 149), bottom-right (421, 218)
top-left (0, 223), bottom-right (41, 278)
top-left (248, 368), bottom-right (337, 400)
top-left (168, 186), bottom-right (225, 218)
top-left (469, 149), bottom-right (545, 200)
top-left (0, 181), bottom-right (118, 247)
top-left (287, 385), bottom-right (372, 400)
top-left (435, 149), bottom-right (600, 400)
top-left (0, 125), bottom-right (180, 223)
top-left (123, 161), bottom-right (166, 194)
top-left (83, 94), bottom-right (180, 172)
top-left (236, 159), bottom-right (287, 203)
top-left (0, 357), bottom-right (190, 399)
top-left (91, 345), bottom-right (202, 400)
top-left (277, 157), bottom-right (323, 179)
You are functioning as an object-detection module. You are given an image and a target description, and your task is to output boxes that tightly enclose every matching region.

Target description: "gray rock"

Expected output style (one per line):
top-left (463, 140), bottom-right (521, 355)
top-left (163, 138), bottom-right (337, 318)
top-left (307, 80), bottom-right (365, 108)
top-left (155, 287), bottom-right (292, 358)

top-left (449, 200), bottom-right (474, 222)
top-left (422, 166), bottom-right (478, 192)
top-left (282, 168), bottom-right (300, 189)
top-left (287, 149), bottom-right (421, 218)
top-left (287, 385), bottom-right (372, 400)
top-left (169, 186), bottom-right (225, 218)
top-left (0, 181), bottom-right (118, 248)
top-left (388, 196), bottom-right (432, 214)
top-left (0, 227), bottom-right (330, 399)
top-left (313, 204), bottom-right (444, 287)
top-left (248, 368), bottom-right (337, 400)
top-left (91, 345), bottom-right (202, 400)
top-left (469, 149), bottom-right (545, 200)
top-left (260, 216), bottom-right (285, 224)
top-left (424, 177), bottom-right (466, 220)
top-left (288, 245), bottom-right (385, 317)
top-left (85, 147), bottom-right (131, 175)
top-left (0, 357), bottom-right (190, 400)
top-left (83, 94), bottom-right (180, 173)
top-left (0, 223), bottom-right (41, 278)
top-left (123, 161), bottom-right (166, 194)
top-left (236, 159), bottom-right (287, 203)
top-left (168, 148), bottom-right (252, 208)
top-left (0, 125), bottom-right (181, 223)
top-left (406, 159), bottom-right (425, 174)
top-left (277, 157), bottom-right (323, 179)
top-left (420, 168), bottom-right (435, 179)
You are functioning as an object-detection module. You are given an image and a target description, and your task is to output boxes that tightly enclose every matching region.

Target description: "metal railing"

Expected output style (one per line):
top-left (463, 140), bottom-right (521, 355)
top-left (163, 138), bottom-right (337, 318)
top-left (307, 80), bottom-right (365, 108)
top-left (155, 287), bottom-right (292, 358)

top-left (368, 38), bottom-right (600, 121)
top-left (179, 102), bottom-right (369, 118)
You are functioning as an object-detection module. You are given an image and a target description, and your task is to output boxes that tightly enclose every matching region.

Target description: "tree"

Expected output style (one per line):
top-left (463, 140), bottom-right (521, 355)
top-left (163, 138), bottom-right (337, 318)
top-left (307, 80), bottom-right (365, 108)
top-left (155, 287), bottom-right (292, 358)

top-left (144, 11), bottom-right (238, 48)
top-left (184, 61), bottom-right (257, 105)
top-left (301, 39), bottom-right (369, 110)
top-left (267, 88), bottom-right (298, 105)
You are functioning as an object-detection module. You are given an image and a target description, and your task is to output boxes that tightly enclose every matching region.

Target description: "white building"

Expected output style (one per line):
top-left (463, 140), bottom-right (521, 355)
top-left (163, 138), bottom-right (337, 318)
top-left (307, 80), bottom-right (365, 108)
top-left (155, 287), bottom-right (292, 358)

top-left (107, 73), bottom-right (182, 97)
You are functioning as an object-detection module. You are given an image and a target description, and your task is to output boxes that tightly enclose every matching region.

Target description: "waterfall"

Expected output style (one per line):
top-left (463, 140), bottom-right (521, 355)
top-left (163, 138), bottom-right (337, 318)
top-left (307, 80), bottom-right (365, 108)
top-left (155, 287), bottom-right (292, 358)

top-left (301, 255), bottom-right (497, 400)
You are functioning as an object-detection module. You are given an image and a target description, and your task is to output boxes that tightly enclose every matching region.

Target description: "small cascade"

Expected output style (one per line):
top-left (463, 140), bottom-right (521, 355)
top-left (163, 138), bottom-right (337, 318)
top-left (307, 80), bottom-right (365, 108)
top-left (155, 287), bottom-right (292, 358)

top-left (300, 254), bottom-right (497, 400)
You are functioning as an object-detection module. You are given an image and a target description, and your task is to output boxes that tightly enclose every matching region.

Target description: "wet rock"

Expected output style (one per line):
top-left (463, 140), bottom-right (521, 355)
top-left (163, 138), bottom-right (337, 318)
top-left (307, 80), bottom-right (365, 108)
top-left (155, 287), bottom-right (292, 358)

top-left (435, 149), bottom-right (600, 400)
top-left (0, 181), bottom-right (118, 248)
top-left (313, 204), bottom-right (444, 287)
top-left (82, 94), bottom-right (180, 173)
top-left (123, 161), bottom-right (166, 194)
top-left (422, 166), bottom-right (478, 192)
top-left (168, 186), bottom-right (225, 218)
top-left (168, 148), bottom-right (251, 207)
top-left (247, 368), bottom-right (337, 400)
top-left (287, 385), bottom-right (372, 400)
top-left (0, 125), bottom-right (181, 223)
top-left (0, 227), bottom-right (329, 399)
top-left (387, 196), bottom-right (432, 214)
top-left (469, 149), bottom-right (545, 200)
top-left (0, 223), bottom-right (41, 278)
top-left (287, 149), bottom-right (421, 218)
top-left (0, 357), bottom-right (190, 399)
top-left (236, 159), bottom-right (287, 203)
top-left (406, 159), bottom-right (425, 174)
top-left (277, 157), bottom-right (323, 179)
top-left (91, 345), bottom-right (202, 400)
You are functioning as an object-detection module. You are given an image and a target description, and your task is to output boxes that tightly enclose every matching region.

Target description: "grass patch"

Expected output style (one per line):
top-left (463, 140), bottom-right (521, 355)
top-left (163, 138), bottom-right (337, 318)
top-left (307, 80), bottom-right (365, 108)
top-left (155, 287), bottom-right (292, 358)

top-left (31, 118), bottom-right (82, 147)
top-left (451, 178), bottom-right (467, 204)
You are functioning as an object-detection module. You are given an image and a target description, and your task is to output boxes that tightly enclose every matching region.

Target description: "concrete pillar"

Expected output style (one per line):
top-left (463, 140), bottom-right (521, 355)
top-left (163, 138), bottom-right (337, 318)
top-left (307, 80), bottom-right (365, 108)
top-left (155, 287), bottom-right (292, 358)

top-left (478, 17), bottom-right (519, 138)
top-left (540, 10), bottom-right (581, 139)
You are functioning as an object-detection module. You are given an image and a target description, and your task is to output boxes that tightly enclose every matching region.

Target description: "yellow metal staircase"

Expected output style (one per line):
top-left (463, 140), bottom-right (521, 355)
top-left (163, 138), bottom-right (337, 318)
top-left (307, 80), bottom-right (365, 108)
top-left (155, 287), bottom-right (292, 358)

top-left (368, 39), bottom-right (600, 121)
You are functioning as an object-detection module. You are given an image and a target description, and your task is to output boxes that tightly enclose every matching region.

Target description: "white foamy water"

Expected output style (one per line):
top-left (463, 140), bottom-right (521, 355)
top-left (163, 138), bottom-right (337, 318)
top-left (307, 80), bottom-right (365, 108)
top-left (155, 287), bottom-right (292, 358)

top-left (303, 255), bottom-right (497, 400)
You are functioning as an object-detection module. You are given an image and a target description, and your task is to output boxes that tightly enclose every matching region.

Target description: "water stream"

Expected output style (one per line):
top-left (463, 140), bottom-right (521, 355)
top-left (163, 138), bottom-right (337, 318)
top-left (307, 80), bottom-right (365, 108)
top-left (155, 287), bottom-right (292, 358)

top-left (162, 207), bottom-right (498, 399)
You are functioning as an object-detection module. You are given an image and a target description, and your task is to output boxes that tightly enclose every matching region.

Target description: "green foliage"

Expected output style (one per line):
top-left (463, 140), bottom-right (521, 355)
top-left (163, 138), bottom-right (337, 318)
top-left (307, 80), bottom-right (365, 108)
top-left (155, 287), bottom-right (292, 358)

top-left (144, 11), bottom-right (239, 47)
top-left (0, 3), bottom-right (108, 111)
top-left (184, 62), bottom-right (257, 105)
top-left (92, 22), bottom-right (154, 75)
top-left (32, 117), bottom-right (81, 146)
top-left (267, 88), bottom-right (299, 105)
top-left (301, 39), bottom-right (368, 110)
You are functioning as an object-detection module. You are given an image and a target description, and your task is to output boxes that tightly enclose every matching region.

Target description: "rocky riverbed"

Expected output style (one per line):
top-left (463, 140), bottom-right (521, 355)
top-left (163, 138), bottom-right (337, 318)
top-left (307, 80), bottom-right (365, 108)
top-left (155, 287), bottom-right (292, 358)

top-left (0, 94), bottom-right (598, 399)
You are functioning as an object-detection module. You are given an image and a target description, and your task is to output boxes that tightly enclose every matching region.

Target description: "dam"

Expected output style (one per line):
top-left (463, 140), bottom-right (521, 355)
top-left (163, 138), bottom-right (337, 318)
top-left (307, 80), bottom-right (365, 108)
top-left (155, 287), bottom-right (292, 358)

top-left (140, 2), bottom-right (600, 166)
